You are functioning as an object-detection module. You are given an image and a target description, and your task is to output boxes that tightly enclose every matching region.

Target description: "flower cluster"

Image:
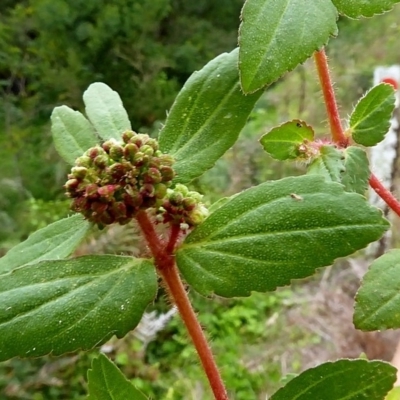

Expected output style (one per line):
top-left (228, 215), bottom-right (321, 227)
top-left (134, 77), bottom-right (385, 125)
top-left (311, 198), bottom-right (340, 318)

top-left (65, 130), bottom-right (175, 228)
top-left (156, 184), bottom-right (210, 231)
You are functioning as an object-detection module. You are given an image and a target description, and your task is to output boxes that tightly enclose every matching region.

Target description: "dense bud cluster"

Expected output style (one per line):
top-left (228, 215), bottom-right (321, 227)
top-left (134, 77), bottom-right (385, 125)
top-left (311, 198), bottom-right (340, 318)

top-left (156, 184), bottom-right (210, 231)
top-left (65, 130), bottom-right (175, 228)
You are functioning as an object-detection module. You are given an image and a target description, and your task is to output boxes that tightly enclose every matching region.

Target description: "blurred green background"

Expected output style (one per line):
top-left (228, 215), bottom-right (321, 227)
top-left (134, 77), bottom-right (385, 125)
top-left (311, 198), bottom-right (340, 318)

top-left (1, 1), bottom-right (400, 399)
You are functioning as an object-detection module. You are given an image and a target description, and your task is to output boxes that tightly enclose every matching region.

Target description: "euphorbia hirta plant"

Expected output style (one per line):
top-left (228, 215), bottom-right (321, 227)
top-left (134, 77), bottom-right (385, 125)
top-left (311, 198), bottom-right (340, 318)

top-left (2, 1), bottom-right (400, 399)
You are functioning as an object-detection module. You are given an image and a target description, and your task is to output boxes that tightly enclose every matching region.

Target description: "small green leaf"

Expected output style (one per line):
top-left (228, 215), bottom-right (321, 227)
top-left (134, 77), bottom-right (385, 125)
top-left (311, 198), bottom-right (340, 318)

top-left (83, 83), bottom-right (131, 141)
top-left (270, 359), bottom-right (396, 400)
top-left (354, 249), bottom-right (400, 331)
top-left (341, 147), bottom-right (370, 195)
top-left (307, 145), bottom-right (344, 182)
top-left (87, 353), bottom-right (148, 400)
top-left (0, 255), bottom-right (157, 360)
top-left (260, 120), bottom-right (315, 161)
top-left (51, 106), bottom-right (99, 165)
top-left (350, 83), bottom-right (396, 147)
top-left (0, 214), bottom-right (90, 275)
top-left (332, 0), bottom-right (400, 18)
top-left (176, 175), bottom-right (388, 297)
top-left (158, 48), bottom-right (263, 184)
top-left (238, 0), bottom-right (338, 93)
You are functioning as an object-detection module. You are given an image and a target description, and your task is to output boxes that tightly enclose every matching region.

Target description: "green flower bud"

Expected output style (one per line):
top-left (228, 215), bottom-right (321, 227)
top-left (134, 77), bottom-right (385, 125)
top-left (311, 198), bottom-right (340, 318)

top-left (144, 167), bottom-right (162, 184)
top-left (155, 183), bottom-right (167, 199)
top-left (141, 145), bottom-right (154, 156)
top-left (109, 163), bottom-right (126, 180)
top-left (110, 144), bottom-right (124, 161)
top-left (122, 130), bottom-right (135, 143)
top-left (169, 191), bottom-right (184, 206)
top-left (65, 178), bottom-right (80, 191)
top-left (159, 154), bottom-right (175, 166)
top-left (86, 146), bottom-right (105, 159)
top-left (182, 197), bottom-right (197, 211)
top-left (102, 140), bottom-right (118, 153)
top-left (76, 155), bottom-right (93, 167)
top-left (146, 138), bottom-right (159, 151)
top-left (94, 155), bottom-right (109, 169)
top-left (123, 143), bottom-right (139, 162)
top-left (71, 166), bottom-right (87, 179)
top-left (160, 166), bottom-right (175, 182)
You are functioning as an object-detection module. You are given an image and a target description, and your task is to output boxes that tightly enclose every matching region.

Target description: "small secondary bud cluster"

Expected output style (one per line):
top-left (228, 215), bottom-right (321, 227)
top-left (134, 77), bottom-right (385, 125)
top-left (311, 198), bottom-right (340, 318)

top-left (65, 130), bottom-right (175, 228)
top-left (156, 184), bottom-right (210, 231)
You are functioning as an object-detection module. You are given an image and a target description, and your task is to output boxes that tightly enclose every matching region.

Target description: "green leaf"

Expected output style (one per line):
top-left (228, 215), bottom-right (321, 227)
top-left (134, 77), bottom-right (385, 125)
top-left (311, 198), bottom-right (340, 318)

top-left (158, 48), bottom-right (263, 185)
top-left (87, 353), bottom-right (148, 400)
top-left (331, 0), bottom-right (400, 18)
top-left (0, 214), bottom-right (90, 275)
top-left (51, 106), bottom-right (99, 165)
top-left (350, 83), bottom-right (396, 147)
top-left (354, 249), bottom-right (400, 331)
top-left (0, 255), bottom-right (157, 360)
top-left (83, 83), bottom-right (131, 141)
top-left (238, 0), bottom-right (338, 93)
top-left (260, 120), bottom-right (314, 161)
top-left (341, 147), bottom-right (370, 195)
top-left (307, 145), bottom-right (344, 182)
top-left (270, 359), bottom-right (396, 400)
top-left (176, 175), bottom-right (388, 297)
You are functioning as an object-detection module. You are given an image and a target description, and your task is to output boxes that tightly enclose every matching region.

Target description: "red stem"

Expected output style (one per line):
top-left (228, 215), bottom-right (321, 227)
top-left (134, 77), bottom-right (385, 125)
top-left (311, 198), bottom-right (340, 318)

top-left (314, 48), bottom-right (400, 219)
top-left (136, 211), bottom-right (228, 400)
top-left (165, 223), bottom-right (181, 253)
top-left (314, 49), bottom-right (348, 147)
top-left (159, 262), bottom-right (228, 400)
top-left (369, 174), bottom-right (400, 217)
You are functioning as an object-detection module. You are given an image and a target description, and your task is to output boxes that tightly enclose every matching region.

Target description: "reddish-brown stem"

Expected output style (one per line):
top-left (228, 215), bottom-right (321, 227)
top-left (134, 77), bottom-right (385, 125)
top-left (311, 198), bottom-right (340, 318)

top-left (136, 210), bottom-right (164, 258)
top-left (165, 223), bottom-right (181, 253)
top-left (369, 174), bottom-right (400, 217)
top-left (159, 262), bottom-right (228, 400)
top-left (314, 49), bottom-right (348, 147)
top-left (136, 210), bottom-right (228, 400)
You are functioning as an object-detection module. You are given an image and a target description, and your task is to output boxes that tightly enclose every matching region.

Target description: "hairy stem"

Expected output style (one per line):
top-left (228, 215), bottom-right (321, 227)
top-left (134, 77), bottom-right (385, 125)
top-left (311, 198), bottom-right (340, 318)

top-left (165, 223), bottom-right (181, 254)
top-left (314, 49), bottom-right (348, 147)
top-left (314, 48), bottom-right (400, 220)
top-left (136, 211), bottom-right (228, 400)
top-left (369, 174), bottom-right (400, 217)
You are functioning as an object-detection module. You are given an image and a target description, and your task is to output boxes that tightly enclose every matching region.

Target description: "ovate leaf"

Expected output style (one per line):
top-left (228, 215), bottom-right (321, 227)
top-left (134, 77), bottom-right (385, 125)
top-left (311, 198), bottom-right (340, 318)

top-left (260, 120), bottom-right (314, 161)
top-left (158, 48), bottom-right (263, 184)
top-left (83, 83), bottom-right (131, 141)
top-left (350, 83), bottom-right (396, 147)
top-left (341, 147), bottom-right (370, 195)
top-left (0, 214), bottom-right (90, 275)
top-left (332, 0), bottom-right (400, 18)
top-left (0, 255), bottom-right (157, 360)
top-left (238, 0), bottom-right (338, 93)
top-left (270, 359), bottom-right (395, 400)
top-left (176, 175), bottom-right (388, 297)
top-left (307, 145), bottom-right (344, 182)
top-left (87, 353), bottom-right (148, 400)
top-left (354, 249), bottom-right (400, 331)
top-left (51, 106), bottom-right (99, 165)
